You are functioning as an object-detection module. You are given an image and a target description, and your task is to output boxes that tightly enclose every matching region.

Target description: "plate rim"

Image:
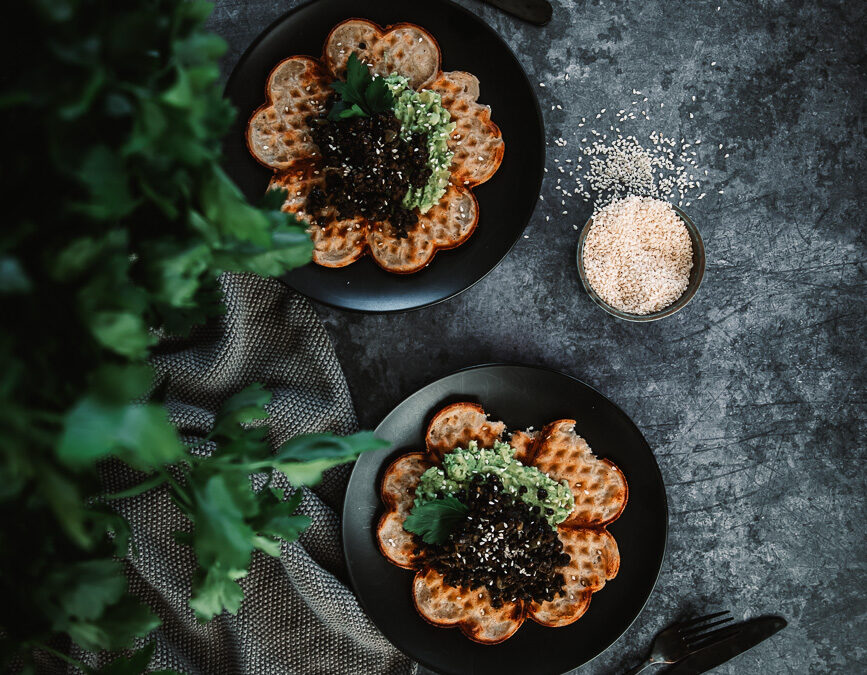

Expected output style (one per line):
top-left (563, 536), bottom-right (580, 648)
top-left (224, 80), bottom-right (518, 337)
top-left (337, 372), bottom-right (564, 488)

top-left (342, 362), bottom-right (669, 674)
top-left (222, 0), bottom-right (547, 313)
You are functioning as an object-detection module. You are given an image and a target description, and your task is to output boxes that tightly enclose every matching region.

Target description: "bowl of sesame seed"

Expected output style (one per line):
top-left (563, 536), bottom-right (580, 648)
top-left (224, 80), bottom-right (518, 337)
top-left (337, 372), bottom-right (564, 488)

top-left (576, 195), bottom-right (705, 321)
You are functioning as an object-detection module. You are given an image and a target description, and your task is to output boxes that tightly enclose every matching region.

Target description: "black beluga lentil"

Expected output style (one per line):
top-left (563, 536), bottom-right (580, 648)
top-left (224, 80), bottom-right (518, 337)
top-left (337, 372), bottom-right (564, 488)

top-left (418, 474), bottom-right (570, 609)
top-left (305, 105), bottom-right (431, 237)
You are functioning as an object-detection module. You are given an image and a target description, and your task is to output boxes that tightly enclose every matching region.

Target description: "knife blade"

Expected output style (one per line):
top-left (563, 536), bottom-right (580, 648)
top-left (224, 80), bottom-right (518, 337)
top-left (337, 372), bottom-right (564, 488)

top-left (479, 0), bottom-right (553, 26)
top-left (665, 615), bottom-right (787, 674)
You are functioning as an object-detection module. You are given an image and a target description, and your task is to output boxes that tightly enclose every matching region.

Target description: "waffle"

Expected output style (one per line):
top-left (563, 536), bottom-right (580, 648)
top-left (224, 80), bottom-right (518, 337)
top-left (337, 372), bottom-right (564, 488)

top-left (527, 527), bottom-right (619, 626)
top-left (377, 403), bottom-right (628, 643)
top-left (377, 452), bottom-right (432, 569)
top-left (508, 429), bottom-right (538, 464)
top-left (323, 20), bottom-right (440, 90)
top-left (268, 166), bottom-right (367, 267)
top-left (531, 420), bottom-right (629, 527)
top-left (430, 71), bottom-right (505, 187)
top-left (246, 19), bottom-right (504, 273)
top-left (366, 185), bottom-right (479, 274)
top-left (247, 57), bottom-right (332, 170)
top-left (413, 568), bottom-right (525, 644)
top-left (425, 402), bottom-right (506, 461)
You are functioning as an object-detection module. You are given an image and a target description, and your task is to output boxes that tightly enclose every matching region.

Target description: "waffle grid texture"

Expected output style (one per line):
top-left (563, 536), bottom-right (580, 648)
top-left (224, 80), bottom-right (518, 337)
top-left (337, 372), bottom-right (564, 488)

top-left (52, 273), bottom-right (414, 675)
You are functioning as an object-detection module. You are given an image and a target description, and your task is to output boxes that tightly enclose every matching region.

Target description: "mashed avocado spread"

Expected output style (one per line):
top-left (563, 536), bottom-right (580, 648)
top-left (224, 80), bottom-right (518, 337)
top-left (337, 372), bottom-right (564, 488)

top-left (414, 440), bottom-right (575, 528)
top-left (385, 74), bottom-right (455, 213)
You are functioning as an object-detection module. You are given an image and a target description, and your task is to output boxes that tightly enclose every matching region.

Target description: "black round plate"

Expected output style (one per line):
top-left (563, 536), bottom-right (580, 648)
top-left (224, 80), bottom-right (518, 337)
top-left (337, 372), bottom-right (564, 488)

top-left (223, 0), bottom-right (545, 312)
top-left (343, 364), bottom-right (668, 675)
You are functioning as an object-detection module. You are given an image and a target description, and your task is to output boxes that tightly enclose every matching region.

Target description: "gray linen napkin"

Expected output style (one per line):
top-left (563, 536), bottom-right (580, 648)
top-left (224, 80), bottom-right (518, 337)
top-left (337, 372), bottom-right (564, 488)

top-left (62, 273), bottom-right (415, 675)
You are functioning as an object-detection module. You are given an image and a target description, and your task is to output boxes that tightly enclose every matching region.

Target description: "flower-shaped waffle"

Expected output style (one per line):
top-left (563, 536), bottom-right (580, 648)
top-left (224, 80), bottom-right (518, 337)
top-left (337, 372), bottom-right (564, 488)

top-left (376, 403), bottom-right (629, 644)
top-left (246, 19), bottom-right (504, 273)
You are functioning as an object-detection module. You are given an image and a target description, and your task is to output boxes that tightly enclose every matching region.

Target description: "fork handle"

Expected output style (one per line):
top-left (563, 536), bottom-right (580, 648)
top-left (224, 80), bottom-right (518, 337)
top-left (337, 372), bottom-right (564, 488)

top-left (623, 657), bottom-right (660, 675)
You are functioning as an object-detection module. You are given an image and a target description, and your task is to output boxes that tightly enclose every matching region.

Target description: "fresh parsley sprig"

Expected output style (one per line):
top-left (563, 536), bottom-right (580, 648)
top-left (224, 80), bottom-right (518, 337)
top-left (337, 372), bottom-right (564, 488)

top-left (403, 495), bottom-right (469, 545)
top-left (0, 1), bottom-right (386, 672)
top-left (328, 52), bottom-right (395, 121)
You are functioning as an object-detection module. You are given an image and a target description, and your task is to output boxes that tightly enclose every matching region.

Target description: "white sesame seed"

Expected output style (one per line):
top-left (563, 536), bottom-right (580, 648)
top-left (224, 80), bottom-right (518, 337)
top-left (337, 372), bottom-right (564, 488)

top-left (582, 196), bottom-right (693, 315)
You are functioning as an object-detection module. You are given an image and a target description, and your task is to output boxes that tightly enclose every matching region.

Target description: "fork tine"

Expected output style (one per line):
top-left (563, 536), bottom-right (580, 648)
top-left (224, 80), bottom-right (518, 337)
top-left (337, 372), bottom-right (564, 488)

top-left (681, 615), bottom-right (734, 637)
top-left (685, 623), bottom-right (741, 647)
top-left (676, 610), bottom-right (730, 631)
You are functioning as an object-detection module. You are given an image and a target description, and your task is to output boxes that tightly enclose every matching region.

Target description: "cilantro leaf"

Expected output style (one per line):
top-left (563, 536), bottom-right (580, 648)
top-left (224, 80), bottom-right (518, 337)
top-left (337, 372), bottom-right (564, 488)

top-left (403, 496), bottom-right (469, 545)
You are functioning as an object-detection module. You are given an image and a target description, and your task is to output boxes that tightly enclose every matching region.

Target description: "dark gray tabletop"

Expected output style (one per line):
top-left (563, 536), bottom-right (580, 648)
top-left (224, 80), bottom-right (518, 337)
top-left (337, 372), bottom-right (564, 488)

top-left (209, 1), bottom-right (866, 672)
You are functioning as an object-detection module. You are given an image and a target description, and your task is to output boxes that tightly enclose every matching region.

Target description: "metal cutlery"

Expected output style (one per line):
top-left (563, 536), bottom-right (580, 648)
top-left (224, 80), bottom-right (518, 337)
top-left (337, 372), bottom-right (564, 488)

top-left (665, 615), bottom-right (787, 674)
top-left (623, 610), bottom-right (739, 674)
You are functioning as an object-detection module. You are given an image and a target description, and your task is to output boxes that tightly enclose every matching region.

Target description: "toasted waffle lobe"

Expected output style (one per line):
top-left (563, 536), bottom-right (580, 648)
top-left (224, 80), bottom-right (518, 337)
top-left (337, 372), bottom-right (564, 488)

top-left (430, 71), bottom-right (505, 187)
top-left (366, 223), bottom-right (435, 274)
top-left (412, 569), bottom-right (524, 644)
top-left (377, 452), bottom-right (432, 568)
top-left (247, 57), bottom-right (331, 170)
top-left (528, 589), bottom-right (591, 628)
top-left (531, 420), bottom-right (629, 527)
top-left (425, 402), bottom-right (506, 462)
top-left (365, 185), bottom-right (479, 273)
top-left (527, 527), bottom-right (619, 626)
top-left (323, 20), bottom-right (441, 90)
top-left (269, 167), bottom-right (367, 267)
top-left (508, 429), bottom-right (538, 464)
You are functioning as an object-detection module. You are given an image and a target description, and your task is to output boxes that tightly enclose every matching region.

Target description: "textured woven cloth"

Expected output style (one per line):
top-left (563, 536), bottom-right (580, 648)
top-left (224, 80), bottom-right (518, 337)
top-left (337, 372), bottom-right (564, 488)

top-left (73, 273), bottom-right (415, 675)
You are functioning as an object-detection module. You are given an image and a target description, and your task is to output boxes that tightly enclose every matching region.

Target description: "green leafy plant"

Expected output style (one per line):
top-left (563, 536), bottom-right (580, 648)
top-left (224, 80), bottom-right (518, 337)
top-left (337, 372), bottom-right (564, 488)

top-left (403, 496), bottom-right (469, 545)
top-left (0, 1), bottom-right (385, 672)
top-left (328, 52), bottom-right (395, 120)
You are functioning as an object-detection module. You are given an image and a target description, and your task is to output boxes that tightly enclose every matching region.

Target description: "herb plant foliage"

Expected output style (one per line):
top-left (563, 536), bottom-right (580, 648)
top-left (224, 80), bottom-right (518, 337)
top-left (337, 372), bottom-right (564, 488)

top-left (0, 2), bottom-right (386, 672)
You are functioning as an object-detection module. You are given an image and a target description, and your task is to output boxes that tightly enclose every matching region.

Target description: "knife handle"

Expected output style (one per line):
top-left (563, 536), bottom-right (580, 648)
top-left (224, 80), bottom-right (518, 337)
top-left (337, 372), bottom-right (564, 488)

top-left (479, 0), bottom-right (554, 26)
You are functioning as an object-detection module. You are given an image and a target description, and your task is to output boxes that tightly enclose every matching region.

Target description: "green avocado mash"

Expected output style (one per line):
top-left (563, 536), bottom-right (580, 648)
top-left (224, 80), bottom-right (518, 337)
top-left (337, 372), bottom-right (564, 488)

top-left (414, 440), bottom-right (575, 528)
top-left (384, 74), bottom-right (455, 213)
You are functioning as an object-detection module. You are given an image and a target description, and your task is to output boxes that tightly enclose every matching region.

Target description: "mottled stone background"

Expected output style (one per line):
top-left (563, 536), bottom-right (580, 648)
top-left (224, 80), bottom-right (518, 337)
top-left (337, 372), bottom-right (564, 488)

top-left (209, 0), bottom-right (866, 672)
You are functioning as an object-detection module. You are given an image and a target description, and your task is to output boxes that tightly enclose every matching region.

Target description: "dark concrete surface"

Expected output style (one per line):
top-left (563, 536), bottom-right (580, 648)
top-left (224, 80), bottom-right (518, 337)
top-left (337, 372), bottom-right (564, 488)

top-left (209, 0), bottom-right (866, 672)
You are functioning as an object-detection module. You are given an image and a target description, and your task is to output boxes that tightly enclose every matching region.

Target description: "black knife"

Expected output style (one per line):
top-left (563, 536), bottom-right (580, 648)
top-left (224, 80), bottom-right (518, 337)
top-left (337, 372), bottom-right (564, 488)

top-left (479, 0), bottom-right (553, 26)
top-left (664, 616), bottom-right (787, 674)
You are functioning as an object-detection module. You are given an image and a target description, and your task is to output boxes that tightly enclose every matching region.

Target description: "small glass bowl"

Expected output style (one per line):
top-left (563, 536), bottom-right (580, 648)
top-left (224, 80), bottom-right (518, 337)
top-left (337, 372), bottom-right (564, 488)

top-left (576, 204), bottom-right (706, 322)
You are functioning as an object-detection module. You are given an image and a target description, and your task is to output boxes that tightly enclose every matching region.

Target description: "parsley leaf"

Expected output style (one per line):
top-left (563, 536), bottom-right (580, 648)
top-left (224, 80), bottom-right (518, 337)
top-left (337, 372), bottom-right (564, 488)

top-left (327, 52), bottom-right (394, 121)
top-left (403, 496), bottom-right (469, 545)
top-left (0, 1), bottom-right (385, 668)
top-left (364, 77), bottom-right (394, 114)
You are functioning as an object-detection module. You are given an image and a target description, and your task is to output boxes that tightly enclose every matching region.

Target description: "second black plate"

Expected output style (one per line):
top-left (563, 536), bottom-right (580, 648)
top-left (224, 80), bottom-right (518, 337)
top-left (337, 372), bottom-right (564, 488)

top-left (223, 0), bottom-right (545, 312)
top-left (343, 364), bottom-right (668, 674)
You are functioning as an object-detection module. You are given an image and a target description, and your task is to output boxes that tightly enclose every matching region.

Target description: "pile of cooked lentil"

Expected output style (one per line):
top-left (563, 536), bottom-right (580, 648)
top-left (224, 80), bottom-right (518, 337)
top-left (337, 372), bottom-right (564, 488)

top-left (418, 474), bottom-right (569, 608)
top-left (305, 106), bottom-right (431, 237)
top-left (582, 195), bottom-right (694, 314)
